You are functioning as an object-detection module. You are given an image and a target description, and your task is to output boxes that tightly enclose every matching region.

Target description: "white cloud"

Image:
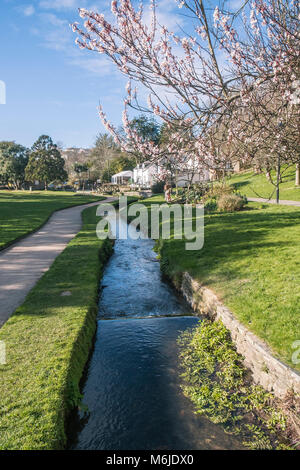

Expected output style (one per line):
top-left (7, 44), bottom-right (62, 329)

top-left (39, 0), bottom-right (106, 14)
top-left (32, 12), bottom-right (116, 77)
top-left (69, 55), bottom-right (115, 76)
top-left (37, 13), bottom-right (70, 50)
top-left (157, 0), bottom-right (185, 31)
top-left (24, 5), bottom-right (35, 16)
top-left (15, 4), bottom-right (35, 18)
top-left (40, 13), bottom-right (68, 27)
top-left (32, 0), bottom-right (185, 80)
top-left (143, 0), bottom-right (185, 33)
top-left (228, 0), bottom-right (247, 11)
top-left (39, 0), bottom-right (80, 10)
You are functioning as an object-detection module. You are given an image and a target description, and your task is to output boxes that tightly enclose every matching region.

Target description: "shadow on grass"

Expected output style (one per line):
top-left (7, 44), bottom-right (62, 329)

top-left (232, 181), bottom-right (250, 190)
top-left (159, 207), bottom-right (300, 283)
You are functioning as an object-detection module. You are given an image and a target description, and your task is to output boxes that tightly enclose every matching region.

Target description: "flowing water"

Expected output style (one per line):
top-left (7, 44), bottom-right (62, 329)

top-left (69, 212), bottom-right (243, 450)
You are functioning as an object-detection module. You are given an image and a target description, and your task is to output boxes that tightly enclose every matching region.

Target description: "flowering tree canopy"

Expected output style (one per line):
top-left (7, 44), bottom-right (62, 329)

top-left (72, 0), bottom-right (299, 187)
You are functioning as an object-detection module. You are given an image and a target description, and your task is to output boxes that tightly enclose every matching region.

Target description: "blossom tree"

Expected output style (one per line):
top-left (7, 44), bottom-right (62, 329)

top-left (214, 0), bottom-right (300, 200)
top-left (72, 0), bottom-right (299, 195)
top-left (71, 0), bottom-right (241, 172)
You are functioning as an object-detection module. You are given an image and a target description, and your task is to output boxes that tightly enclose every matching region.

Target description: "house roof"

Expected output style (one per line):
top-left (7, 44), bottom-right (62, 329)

top-left (134, 161), bottom-right (157, 170)
top-left (112, 171), bottom-right (133, 178)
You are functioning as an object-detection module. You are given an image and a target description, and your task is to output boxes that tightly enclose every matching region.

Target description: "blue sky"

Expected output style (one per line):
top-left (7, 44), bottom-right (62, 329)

top-left (0, 0), bottom-right (188, 149)
top-left (0, 0), bottom-right (243, 149)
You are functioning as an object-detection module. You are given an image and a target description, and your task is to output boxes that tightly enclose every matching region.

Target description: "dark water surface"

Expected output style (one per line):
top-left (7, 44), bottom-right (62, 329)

top-left (69, 213), bottom-right (243, 450)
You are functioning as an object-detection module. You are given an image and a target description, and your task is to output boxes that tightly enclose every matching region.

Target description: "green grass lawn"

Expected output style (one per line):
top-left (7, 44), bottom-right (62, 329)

top-left (0, 205), bottom-right (112, 450)
top-left (143, 196), bottom-right (300, 370)
top-left (0, 190), bottom-right (104, 250)
top-left (228, 166), bottom-right (300, 201)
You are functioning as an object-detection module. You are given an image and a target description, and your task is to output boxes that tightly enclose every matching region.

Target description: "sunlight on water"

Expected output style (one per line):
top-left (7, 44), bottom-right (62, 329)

top-left (68, 213), bottom-right (243, 450)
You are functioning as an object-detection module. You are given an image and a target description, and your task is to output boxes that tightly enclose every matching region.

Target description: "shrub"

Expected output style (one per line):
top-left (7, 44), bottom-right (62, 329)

top-left (203, 184), bottom-right (234, 202)
top-left (204, 198), bottom-right (218, 212)
top-left (217, 193), bottom-right (247, 212)
top-left (181, 182), bottom-right (210, 203)
top-left (151, 180), bottom-right (165, 194)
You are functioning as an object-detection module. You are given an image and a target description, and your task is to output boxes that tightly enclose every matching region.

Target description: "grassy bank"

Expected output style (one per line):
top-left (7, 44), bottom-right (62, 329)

top-left (227, 166), bottom-right (300, 201)
top-left (142, 196), bottom-right (300, 371)
top-left (0, 205), bottom-right (112, 450)
top-left (0, 190), bottom-right (104, 250)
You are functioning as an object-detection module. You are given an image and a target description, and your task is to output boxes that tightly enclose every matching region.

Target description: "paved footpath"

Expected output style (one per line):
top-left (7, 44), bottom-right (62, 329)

top-left (248, 197), bottom-right (300, 207)
top-left (0, 198), bottom-right (115, 327)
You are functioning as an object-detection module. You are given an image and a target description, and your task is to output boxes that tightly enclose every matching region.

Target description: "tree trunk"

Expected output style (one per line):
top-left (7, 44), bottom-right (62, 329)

top-left (276, 156), bottom-right (280, 204)
top-left (296, 163), bottom-right (300, 187)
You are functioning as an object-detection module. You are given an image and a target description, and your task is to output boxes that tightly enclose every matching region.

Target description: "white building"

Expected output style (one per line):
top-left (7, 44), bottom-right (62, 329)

top-left (111, 170), bottom-right (133, 185)
top-left (176, 162), bottom-right (210, 187)
top-left (133, 162), bottom-right (160, 187)
top-left (132, 159), bottom-right (210, 188)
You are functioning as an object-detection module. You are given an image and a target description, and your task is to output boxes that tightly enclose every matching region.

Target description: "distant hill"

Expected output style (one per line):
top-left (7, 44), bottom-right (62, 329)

top-left (61, 148), bottom-right (92, 179)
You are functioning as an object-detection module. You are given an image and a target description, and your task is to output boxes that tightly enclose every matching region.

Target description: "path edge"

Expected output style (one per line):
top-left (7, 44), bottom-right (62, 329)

top-left (0, 205), bottom-right (115, 450)
top-left (0, 195), bottom-right (105, 254)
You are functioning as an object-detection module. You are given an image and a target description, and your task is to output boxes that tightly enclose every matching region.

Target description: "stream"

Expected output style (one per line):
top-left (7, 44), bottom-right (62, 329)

top-left (68, 211), bottom-right (243, 450)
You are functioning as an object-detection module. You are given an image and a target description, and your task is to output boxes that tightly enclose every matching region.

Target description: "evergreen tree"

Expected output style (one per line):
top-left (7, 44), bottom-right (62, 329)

top-left (25, 135), bottom-right (67, 189)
